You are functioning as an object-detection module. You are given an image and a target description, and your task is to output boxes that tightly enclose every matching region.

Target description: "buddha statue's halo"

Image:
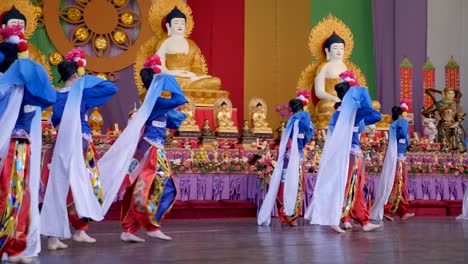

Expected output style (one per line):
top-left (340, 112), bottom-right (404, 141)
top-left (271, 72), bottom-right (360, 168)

top-left (149, 0), bottom-right (194, 39)
top-left (0, 1), bottom-right (37, 39)
top-left (308, 14), bottom-right (354, 62)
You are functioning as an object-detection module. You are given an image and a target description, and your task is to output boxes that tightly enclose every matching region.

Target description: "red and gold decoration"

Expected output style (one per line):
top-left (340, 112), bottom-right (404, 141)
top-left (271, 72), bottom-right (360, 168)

top-left (422, 57), bottom-right (435, 109)
top-left (43, 0), bottom-right (152, 73)
top-left (444, 56), bottom-right (460, 90)
top-left (399, 57), bottom-right (413, 103)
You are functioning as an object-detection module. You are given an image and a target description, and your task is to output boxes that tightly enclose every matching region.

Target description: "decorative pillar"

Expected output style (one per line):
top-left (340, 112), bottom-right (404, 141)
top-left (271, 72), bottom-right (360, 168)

top-left (422, 57), bottom-right (435, 109)
top-left (445, 56), bottom-right (460, 90)
top-left (399, 57), bottom-right (414, 133)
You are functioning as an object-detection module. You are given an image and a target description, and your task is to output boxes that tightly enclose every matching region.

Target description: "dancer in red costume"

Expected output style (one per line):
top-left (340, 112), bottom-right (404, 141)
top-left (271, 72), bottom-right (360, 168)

top-left (0, 29), bottom-right (56, 263)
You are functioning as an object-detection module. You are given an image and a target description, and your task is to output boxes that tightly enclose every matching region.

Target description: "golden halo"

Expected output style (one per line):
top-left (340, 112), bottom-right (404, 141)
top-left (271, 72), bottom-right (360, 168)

top-left (134, 36), bottom-right (160, 101)
top-left (308, 14), bottom-right (354, 62)
top-left (0, 0), bottom-right (38, 39)
top-left (148, 0), bottom-right (194, 39)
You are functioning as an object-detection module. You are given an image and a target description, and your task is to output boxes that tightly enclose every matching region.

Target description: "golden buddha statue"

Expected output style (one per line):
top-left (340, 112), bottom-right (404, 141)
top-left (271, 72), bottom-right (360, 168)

top-left (178, 96), bottom-right (200, 132)
top-left (296, 15), bottom-right (368, 129)
top-left (202, 119), bottom-right (215, 137)
top-left (372, 101), bottom-right (391, 130)
top-left (214, 98), bottom-right (237, 134)
top-left (0, 3), bottom-right (54, 119)
top-left (135, 0), bottom-right (229, 106)
top-left (88, 107), bottom-right (103, 135)
top-left (423, 88), bottom-right (466, 153)
top-left (249, 97), bottom-right (272, 134)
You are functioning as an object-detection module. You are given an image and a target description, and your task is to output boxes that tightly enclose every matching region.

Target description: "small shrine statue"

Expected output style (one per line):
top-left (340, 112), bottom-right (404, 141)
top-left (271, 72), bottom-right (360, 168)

top-left (165, 128), bottom-right (174, 147)
top-left (423, 115), bottom-right (438, 143)
top-left (241, 120), bottom-right (253, 137)
top-left (422, 88), bottom-right (466, 152)
top-left (214, 98), bottom-right (237, 134)
top-left (276, 121), bottom-right (286, 140)
top-left (202, 119), bottom-right (215, 136)
top-left (249, 97), bottom-right (273, 134)
top-left (88, 107), bottom-right (103, 135)
top-left (179, 96), bottom-right (200, 132)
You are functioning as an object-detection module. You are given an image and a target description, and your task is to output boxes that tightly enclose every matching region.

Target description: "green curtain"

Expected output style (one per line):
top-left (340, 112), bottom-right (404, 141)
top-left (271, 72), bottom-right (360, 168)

top-left (310, 0), bottom-right (376, 98)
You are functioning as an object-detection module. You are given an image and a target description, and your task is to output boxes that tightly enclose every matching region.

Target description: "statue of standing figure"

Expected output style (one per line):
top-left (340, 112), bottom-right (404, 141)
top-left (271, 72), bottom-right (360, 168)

top-left (422, 88), bottom-right (466, 152)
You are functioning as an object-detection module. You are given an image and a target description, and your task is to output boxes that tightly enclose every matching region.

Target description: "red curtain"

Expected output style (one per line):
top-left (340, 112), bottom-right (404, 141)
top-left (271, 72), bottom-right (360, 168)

top-left (188, 0), bottom-right (245, 122)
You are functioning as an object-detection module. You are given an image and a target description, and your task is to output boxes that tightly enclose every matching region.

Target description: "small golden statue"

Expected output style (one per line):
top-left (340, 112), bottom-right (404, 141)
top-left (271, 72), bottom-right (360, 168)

top-left (178, 96), bottom-right (200, 132)
top-left (214, 97), bottom-right (238, 134)
top-left (88, 107), bottom-right (103, 135)
top-left (372, 101), bottom-right (391, 130)
top-left (422, 88), bottom-right (466, 152)
top-left (249, 97), bottom-right (273, 134)
top-left (276, 121), bottom-right (286, 140)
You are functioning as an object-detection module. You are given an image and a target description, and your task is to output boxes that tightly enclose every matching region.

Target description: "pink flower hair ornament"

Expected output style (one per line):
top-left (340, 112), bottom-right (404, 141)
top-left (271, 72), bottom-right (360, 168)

top-left (339, 70), bottom-right (359, 87)
top-left (0, 25), bottom-right (28, 57)
top-left (65, 47), bottom-right (87, 76)
top-left (143, 54), bottom-right (162, 74)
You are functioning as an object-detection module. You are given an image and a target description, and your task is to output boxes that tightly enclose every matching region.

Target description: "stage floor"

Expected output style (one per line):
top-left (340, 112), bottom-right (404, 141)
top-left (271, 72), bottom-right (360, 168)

top-left (39, 217), bottom-right (467, 264)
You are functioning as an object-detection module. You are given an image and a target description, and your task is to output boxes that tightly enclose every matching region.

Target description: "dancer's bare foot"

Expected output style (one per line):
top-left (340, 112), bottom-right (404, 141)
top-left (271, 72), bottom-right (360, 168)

top-left (384, 215), bottom-right (394, 221)
top-left (146, 230), bottom-right (172, 240)
top-left (362, 223), bottom-right (381, 232)
top-left (7, 255), bottom-right (32, 263)
top-left (329, 225), bottom-right (346, 233)
top-left (72, 230), bottom-right (96, 243)
top-left (401, 213), bottom-right (415, 220)
top-left (342, 222), bottom-right (353, 229)
top-left (48, 237), bottom-right (69, 250)
top-left (120, 232), bottom-right (145, 242)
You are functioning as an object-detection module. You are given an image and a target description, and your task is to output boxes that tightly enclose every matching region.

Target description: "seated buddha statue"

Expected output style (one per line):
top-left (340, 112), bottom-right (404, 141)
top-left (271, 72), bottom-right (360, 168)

top-left (313, 32), bottom-right (347, 128)
top-left (216, 101), bottom-right (237, 134)
top-left (251, 102), bottom-right (272, 134)
top-left (153, 7), bottom-right (229, 107)
top-left (178, 97), bottom-right (200, 132)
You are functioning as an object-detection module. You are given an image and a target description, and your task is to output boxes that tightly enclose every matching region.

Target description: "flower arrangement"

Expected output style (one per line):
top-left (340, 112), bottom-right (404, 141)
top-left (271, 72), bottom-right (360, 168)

top-left (219, 157), bottom-right (248, 173)
top-left (249, 143), bottom-right (276, 189)
top-left (275, 103), bottom-right (292, 121)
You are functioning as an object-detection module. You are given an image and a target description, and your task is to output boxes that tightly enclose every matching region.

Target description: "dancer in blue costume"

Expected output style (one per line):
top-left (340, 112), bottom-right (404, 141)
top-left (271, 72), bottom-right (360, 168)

top-left (96, 55), bottom-right (187, 242)
top-left (257, 95), bottom-right (315, 226)
top-left (305, 70), bottom-right (382, 233)
top-left (0, 39), bottom-right (56, 263)
top-left (40, 48), bottom-right (118, 249)
top-left (370, 103), bottom-right (413, 221)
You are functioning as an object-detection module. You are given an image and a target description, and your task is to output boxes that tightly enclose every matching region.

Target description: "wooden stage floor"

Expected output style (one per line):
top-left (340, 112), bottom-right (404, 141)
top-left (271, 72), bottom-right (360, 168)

top-left (38, 217), bottom-right (467, 264)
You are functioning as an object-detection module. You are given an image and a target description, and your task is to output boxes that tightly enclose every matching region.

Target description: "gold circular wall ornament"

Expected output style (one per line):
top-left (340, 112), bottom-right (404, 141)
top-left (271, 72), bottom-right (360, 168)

top-left (94, 36), bottom-right (108, 51)
top-left (113, 0), bottom-right (128, 8)
top-left (74, 27), bottom-right (89, 42)
top-left (0, 0), bottom-right (38, 39)
top-left (113, 30), bottom-right (126, 44)
top-left (149, 0), bottom-right (194, 39)
top-left (120, 12), bottom-right (134, 26)
top-left (43, 0), bottom-right (152, 72)
top-left (48, 52), bottom-right (63, 65)
top-left (67, 7), bottom-right (82, 22)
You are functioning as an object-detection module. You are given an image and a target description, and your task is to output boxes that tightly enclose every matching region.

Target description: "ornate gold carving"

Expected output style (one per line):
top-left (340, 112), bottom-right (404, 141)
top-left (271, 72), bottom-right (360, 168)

top-left (33, 5), bottom-right (42, 20)
top-left (67, 7), bottom-right (82, 22)
top-left (94, 36), bottom-right (108, 50)
top-left (74, 27), bottom-right (89, 42)
top-left (96, 73), bottom-right (107, 80)
top-left (0, 0), bottom-right (38, 39)
top-left (120, 12), bottom-right (134, 26)
top-left (43, 0), bottom-right (152, 72)
top-left (48, 52), bottom-right (63, 65)
top-left (113, 30), bottom-right (126, 44)
top-left (148, 0), bottom-right (194, 39)
top-left (308, 14), bottom-right (354, 62)
top-left (113, 0), bottom-right (128, 8)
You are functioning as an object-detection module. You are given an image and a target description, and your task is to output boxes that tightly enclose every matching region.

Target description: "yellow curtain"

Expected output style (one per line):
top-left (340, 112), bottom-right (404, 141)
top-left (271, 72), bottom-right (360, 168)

top-left (244, 0), bottom-right (311, 131)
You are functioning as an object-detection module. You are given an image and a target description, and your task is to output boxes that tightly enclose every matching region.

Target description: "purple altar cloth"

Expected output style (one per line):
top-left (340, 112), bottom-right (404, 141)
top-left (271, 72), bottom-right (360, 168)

top-left (173, 173), bottom-right (468, 216)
